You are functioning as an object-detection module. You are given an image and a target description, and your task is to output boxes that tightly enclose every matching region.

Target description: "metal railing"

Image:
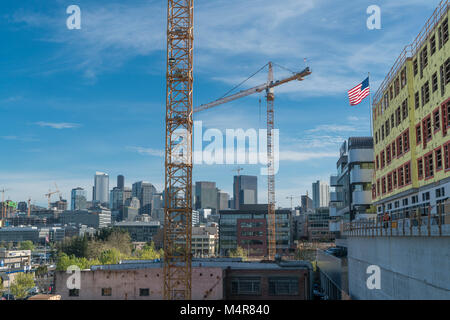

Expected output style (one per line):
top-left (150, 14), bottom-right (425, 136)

top-left (343, 206), bottom-right (450, 237)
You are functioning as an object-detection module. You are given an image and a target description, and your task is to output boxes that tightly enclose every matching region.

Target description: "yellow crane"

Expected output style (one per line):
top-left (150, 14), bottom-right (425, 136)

top-left (194, 63), bottom-right (311, 259)
top-left (45, 183), bottom-right (60, 209)
top-left (164, 0), bottom-right (194, 300)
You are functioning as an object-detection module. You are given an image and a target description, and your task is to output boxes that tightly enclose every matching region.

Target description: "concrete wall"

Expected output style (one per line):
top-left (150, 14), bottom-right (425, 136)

top-left (347, 236), bottom-right (450, 299)
top-left (55, 267), bottom-right (224, 300)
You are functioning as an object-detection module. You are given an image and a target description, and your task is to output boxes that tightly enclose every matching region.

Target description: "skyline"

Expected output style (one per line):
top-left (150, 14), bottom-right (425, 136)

top-left (0, 0), bottom-right (443, 207)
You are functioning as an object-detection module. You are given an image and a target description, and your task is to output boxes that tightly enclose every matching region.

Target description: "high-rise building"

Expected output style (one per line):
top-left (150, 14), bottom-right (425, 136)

top-left (312, 180), bottom-right (330, 209)
top-left (195, 182), bottom-right (218, 212)
top-left (93, 172), bottom-right (109, 206)
top-left (301, 194), bottom-right (313, 213)
top-left (132, 181), bottom-right (157, 215)
top-left (233, 175), bottom-right (258, 210)
top-left (217, 190), bottom-right (230, 211)
top-left (71, 187), bottom-right (87, 211)
top-left (372, 6), bottom-right (449, 218)
top-left (117, 175), bottom-right (125, 189)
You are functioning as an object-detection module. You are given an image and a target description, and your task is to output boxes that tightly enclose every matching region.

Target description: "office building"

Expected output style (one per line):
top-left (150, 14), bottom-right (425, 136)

top-left (372, 4), bottom-right (449, 218)
top-left (329, 137), bottom-right (375, 233)
top-left (132, 181), bottom-right (157, 215)
top-left (219, 204), bottom-right (292, 257)
top-left (301, 194), bottom-right (313, 214)
top-left (312, 181), bottom-right (330, 209)
top-left (17, 202), bottom-right (27, 213)
top-left (117, 175), bottom-right (125, 189)
top-left (195, 181), bottom-right (218, 212)
top-left (217, 190), bottom-right (230, 211)
top-left (93, 172), bottom-right (109, 206)
top-left (233, 175), bottom-right (258, 210)
top-left (114, 221), bottom-right (161, 242)
top-left (59, 209), bottom-right (111, 229)
top-left (71, 187), bottom-right (87, 211)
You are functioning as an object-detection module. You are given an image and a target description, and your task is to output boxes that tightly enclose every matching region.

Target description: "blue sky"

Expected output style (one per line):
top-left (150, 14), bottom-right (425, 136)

top-left (0, 0), bottom-right (443, 207)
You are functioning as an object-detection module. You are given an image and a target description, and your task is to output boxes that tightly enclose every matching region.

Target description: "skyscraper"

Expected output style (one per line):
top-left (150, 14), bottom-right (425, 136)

top-left (301, 193), bottom-right (313, 213)
top-left (132, 181), bottom-right (157, 215)
top-left (71, 187), bottom-right (87, 210)
top-left (93, 172), bottom-right (109, 206)
top-left (195, 182), bottom-right (218, 212)
top-left (233, 175), bottom-right (258, 210)
top-left (217, 190), bottom-right (230, 211)
top-left (312, 180), bottom-right (330, 209)
top-left (117, 175), bottom-right (125, 189)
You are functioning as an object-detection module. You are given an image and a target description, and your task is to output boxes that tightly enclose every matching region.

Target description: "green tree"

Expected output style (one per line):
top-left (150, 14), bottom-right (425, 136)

top-left (137, 242), bottom-right (163, 260)
top-left (228, 246), bottom-right (248, 261)
top-left (99, 248), bottom-right (123, 265)
top-left (10, 273), bottom-right (35, 300)
top-left (19, 240), bottom-right (35, 251)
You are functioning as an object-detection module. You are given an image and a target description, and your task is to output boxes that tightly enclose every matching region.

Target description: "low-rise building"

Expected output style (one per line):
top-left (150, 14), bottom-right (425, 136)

top-left (113, 221), bottom-right (161, 243)
top-left (54, 258), bottom-right (313, 300)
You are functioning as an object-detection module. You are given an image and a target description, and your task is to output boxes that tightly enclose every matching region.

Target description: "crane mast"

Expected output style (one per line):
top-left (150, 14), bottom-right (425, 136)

top-left (164, 0), bottom-right (194, 300)
top-left (266, 62), bottom-right (276, 260)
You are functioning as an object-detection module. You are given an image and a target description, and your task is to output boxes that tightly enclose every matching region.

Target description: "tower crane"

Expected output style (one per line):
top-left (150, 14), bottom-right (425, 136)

top-left (45, 183), bottom-right (60, 209)
top-left (286, 195), bottom-right (301, 210)
top-left (194, 63), bottom-right (311, 259)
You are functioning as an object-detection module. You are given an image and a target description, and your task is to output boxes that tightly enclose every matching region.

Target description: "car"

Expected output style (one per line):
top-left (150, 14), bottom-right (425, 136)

top-left (1, 293), bottom-right (14, 300)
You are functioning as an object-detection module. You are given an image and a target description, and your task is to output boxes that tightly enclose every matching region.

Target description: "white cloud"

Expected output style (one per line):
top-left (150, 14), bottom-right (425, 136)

top-left (127, 146), bottom-right (164, 157)
top-left (35, 122), bottom-right (80, 129)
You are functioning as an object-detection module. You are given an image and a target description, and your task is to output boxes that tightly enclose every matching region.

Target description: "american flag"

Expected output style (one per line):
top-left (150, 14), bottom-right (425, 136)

top-left (348, 77), bottom-right (370, 106)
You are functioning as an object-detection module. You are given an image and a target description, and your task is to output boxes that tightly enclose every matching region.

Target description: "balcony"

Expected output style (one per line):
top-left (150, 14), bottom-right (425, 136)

top-left (352, 191), bottom-right (371, 205)
top-left (350, 169), bottom-right (372, 184)
top-left (330, 192), bottom-right (343, 202)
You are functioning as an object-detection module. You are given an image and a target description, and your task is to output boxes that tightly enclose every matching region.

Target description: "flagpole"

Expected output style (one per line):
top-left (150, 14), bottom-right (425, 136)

top-left (368, 72), bottom-right (373, 137)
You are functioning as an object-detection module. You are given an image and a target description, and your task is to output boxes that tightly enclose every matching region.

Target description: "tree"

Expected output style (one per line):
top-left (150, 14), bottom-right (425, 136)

top-left (19, 241), bottom-right (35, 251)
top-left (137, 242), bottom-right (163, 260)
top-left (99, 248), bottom-right (123, 265)
top-left (228, 246), bottom-right (248, 261)
top-left (10, 273), bottom-right (35, 300)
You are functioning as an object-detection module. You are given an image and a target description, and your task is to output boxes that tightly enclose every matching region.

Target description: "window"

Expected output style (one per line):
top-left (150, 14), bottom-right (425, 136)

top-left (422, 192), bottom-right (430, 201)
top-left (415, 91), bottom-right (420, 109)
top-left (102, 288), bottom-right (112, 296)
top-left (404, 162), bottom-right (411, 184)
top-left (442, 101), bottom-right (450, 134)
top-left (390, 86), bottom-right (394, 101)
top-left (402, 198), bottom-right (408, 206)
top-left (401, 67), bottom-right (407, 88)
top-left (387, 173), bottom-right (392, 192)
top-left (413, 59), bottom-right (418, 76)
top-left (425, 116), bottom-right (432, 141)
top-left (441, 65), bottom-right (446, 97)
top-left (424, 153), bottom-right (434, 178)
top-left (445, 143), bottom-right (450, 170)
top-left (394, 77), bottom-right (400, 96)
top-left (139, 288), bottom-right (150, 296)
top-left (398, 166), bottom-right (404, 187)
top-left (376, 155), bottom-right (379, 170)
top-left (381, 124), bottom-right (385, 140)
top-left (391, 114), bottom-right (395, 129)
top-left (393, 170), bottom-right (397, 188)
top-left (422, 81), bottom-right (430, 105)
top-left (396, 107), bottom-right (401, 126)
top-left (375, 131), bottom-right (378, 144)
top-left (386, 146), bottom-right (391, 164)
top-left (385, 120), bottom-right (390, 137)
top-left (412, 195), bottom-right (418, 204)
top-left (416, 124), bottom-right (422, 144)
top-left (418, 158), bottom-right (424, 179)
top-left (420, 46), bottom-right (428, 75)
top-left (268, 277), bottom-right (299, 296)
top-left (382, 177), bottom-right (386, 194)
top-left (403, 130), bottom-right (410, 152)
top-left (397, 135), bottom-right (403, 156)
top-left (430, 34), bottom-right (436, 55)
top-left (432, 72), bottom-right (438, 92)
top-left (377, 179), bottom-right (380, 195)
top-left (441, 18), bottom-right (449, 47)
top-left (445, 58), bottom-right (450, 85)
top-left (392, 141), bottom-right (396, 158)
top-left (402, 99), bottom-right (408, 121)
top-left (231, 277), bottom-right (261, 295)
top-left (69, 289), bottom-right (80, 297)
top-left (381, 151), bottom-right (385, 168)
top-left (435, 148), bottom-right (443, 171)
top-left (433, 109), bottom-right (440, 132)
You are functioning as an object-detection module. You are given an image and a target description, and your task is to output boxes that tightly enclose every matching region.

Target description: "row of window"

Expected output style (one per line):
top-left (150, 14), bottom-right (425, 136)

top-left (375, 56), bottom-right (449, 146)
top-left (376, 129), bottom-right (410, 170)
top-left (373, 161), bottom-right (412, 198)
top-left (417, 142), bottom-right (450, 180)
top-left (230, 277), bottom-right (299, 296)
top-left (413, 17), bottom-right (448, 79)
top-left (417, 100), bottom-right (450, 149)
top-left (68, 288), bottom-right (151, 297)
